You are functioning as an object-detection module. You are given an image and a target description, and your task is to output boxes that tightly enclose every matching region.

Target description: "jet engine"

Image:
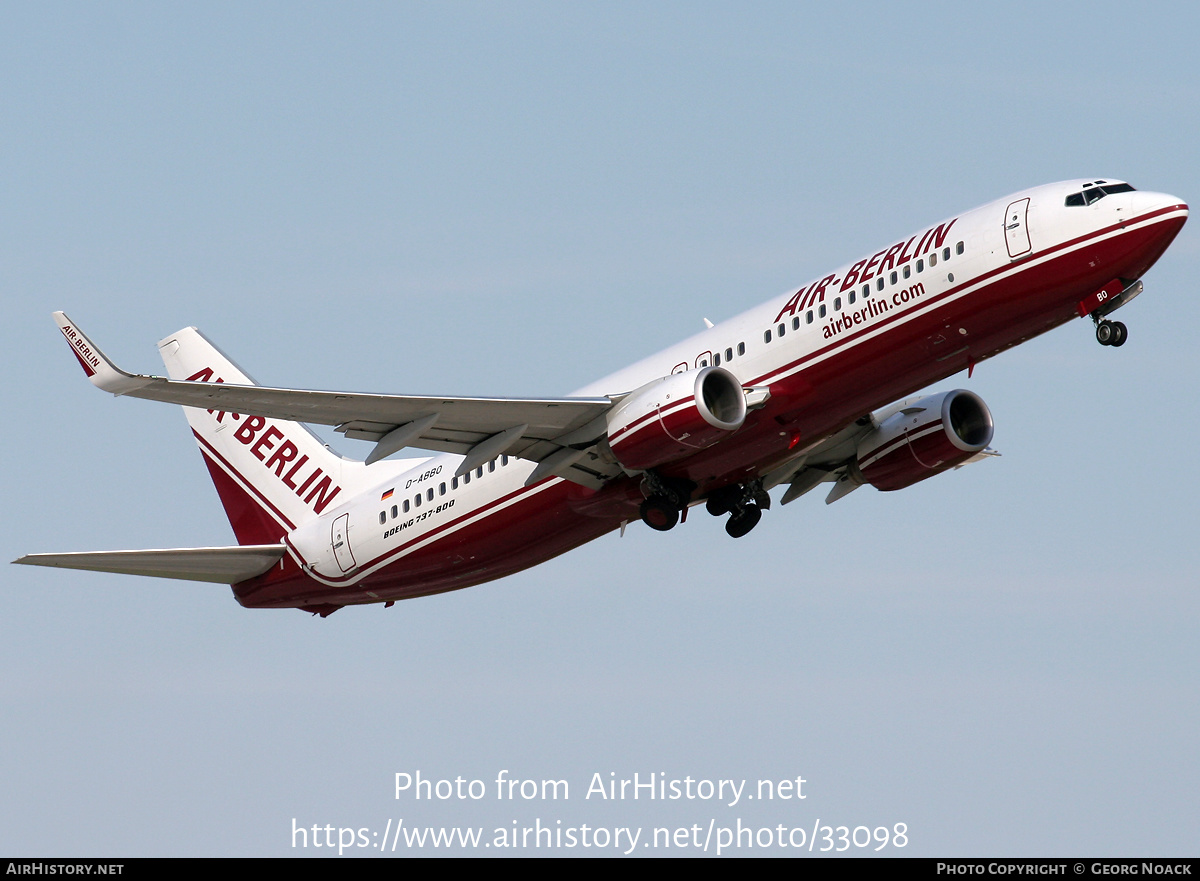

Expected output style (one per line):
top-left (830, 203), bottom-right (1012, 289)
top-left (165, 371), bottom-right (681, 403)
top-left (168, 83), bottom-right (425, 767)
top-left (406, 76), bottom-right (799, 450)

top-left (854, 389), bottom-right (993, 491)
top-left (605, 367), bottom-right (747, 472)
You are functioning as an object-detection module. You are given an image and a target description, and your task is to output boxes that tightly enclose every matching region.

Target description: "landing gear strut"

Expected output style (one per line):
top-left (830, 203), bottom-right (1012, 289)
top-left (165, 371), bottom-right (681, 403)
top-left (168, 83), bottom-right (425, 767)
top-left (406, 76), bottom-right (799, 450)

top-left (1095, 318), bottom-right (1128, 347)
top-left (705, 479), bottom-right (770, 538)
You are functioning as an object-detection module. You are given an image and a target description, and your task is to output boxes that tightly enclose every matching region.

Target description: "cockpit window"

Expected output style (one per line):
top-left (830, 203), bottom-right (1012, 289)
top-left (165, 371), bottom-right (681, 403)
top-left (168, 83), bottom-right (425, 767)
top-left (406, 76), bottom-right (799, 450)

top-left (1065, 182), bottom-right (1136, 207)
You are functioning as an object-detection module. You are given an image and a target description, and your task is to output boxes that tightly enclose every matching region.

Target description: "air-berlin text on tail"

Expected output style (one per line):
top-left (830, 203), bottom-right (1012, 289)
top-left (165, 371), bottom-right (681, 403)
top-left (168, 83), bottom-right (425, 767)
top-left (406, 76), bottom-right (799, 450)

top-left (186, 367), bottom-right (343, 514)
top-left (774, 217), bottom-right (958, 323)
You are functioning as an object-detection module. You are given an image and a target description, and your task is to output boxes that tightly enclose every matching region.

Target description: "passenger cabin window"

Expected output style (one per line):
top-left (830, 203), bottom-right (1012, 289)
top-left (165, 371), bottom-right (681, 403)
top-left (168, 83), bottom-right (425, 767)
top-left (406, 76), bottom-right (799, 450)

top-left (764, 329), bottom-right (772, 343)
top-left (737, 342), bottom-right (746, 356)
top-left (791, 316), bottom-right (800, 331)
top-left (956, 241), bottom-right (964, 255)
top-left (725, 347), bottom-right (734, 361)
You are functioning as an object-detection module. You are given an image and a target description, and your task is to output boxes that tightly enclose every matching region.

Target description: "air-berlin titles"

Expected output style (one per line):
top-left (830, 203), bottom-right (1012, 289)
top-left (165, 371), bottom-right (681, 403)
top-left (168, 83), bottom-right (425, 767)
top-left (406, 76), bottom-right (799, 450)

top-left (59, 324), bottom-right (101, 377)
top-left (186, 367), bottom-right (343, 514)
top-left (774, 217), bottom-right (958, 337)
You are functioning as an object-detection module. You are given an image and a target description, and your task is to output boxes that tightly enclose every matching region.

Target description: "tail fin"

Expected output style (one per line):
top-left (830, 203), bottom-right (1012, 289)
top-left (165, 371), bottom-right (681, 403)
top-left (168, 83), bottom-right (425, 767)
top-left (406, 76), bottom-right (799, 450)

top-left (158, 328), bottom-right (371, 546)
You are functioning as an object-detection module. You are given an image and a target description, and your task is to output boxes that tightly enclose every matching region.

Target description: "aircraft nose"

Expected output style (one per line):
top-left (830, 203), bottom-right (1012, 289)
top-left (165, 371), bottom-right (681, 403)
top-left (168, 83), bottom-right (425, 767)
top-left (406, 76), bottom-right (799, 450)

top-left (1135, 190), bottom-right (1188, 217)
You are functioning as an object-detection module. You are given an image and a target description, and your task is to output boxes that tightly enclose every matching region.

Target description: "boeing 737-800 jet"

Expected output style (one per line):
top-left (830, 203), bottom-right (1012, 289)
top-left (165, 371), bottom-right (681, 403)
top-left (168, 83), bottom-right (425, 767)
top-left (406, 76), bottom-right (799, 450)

top-left (17, 179), bottom-right (1187, 615)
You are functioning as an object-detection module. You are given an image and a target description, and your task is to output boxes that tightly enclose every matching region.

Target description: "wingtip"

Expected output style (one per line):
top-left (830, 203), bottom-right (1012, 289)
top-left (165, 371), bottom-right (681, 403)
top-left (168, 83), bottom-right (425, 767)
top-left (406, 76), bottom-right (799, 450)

top-left (51, 313), bottom-right (149, 395)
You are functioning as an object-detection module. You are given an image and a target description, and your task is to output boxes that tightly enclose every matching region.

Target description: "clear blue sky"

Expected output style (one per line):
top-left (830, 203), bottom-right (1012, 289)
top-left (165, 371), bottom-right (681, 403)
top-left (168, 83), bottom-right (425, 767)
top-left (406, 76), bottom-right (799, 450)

top-left (3, 1), bottom-right (1197, 856)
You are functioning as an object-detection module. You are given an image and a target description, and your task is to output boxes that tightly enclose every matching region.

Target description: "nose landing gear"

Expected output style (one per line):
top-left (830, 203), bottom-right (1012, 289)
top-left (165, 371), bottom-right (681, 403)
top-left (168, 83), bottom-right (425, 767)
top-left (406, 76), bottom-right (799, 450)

top-left (1095, 319), bottom-right (1128, 347)
top-left (1079, 279), bottom-right (1140, 348)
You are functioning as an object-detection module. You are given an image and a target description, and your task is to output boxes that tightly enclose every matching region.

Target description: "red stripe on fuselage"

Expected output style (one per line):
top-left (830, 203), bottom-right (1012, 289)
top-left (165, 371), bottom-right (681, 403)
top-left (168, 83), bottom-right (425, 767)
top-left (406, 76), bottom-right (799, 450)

top-left (285, 475), bottom-right (568, 589)
top-left (235, 476), bottom-right (612, 608)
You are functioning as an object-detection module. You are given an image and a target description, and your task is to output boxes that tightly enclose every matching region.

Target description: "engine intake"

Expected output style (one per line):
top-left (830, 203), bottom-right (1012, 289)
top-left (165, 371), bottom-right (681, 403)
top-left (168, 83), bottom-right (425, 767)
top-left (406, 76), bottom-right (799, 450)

top-left (855, 389), bottom-right (993, 491)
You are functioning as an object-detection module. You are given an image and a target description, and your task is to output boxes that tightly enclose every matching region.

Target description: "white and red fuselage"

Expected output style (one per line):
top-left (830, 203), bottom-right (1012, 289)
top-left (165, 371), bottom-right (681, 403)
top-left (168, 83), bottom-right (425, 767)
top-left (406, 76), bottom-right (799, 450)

top-left (27, 180), bottom-right (1188, 614)
top-left (210, 179), bottom-right (1183, 612)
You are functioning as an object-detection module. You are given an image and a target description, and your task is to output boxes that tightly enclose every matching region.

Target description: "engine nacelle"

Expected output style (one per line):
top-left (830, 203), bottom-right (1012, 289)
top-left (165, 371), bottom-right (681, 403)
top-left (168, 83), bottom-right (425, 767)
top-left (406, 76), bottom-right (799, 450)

top-left (855, 389), bottom-right (993, 491)
top-left (606, 367), bottom-right (747, 472)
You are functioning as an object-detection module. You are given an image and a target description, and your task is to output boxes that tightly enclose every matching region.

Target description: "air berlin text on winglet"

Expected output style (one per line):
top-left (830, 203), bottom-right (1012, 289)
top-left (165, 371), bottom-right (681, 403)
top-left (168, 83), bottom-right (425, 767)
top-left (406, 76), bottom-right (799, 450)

top-left (58, 324), bottom-right (101, 376)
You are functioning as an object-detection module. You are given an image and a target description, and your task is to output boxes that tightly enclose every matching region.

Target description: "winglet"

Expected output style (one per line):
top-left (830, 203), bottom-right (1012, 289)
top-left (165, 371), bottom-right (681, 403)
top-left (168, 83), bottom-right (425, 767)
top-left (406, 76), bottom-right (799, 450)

top-left (52, 312), bottom-right (152, 395)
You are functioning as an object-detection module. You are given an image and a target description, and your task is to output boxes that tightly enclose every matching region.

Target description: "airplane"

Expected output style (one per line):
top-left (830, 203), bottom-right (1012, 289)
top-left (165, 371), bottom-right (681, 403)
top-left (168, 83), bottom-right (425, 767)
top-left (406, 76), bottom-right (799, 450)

top-left (16, 179), bottom-right (1187, 616)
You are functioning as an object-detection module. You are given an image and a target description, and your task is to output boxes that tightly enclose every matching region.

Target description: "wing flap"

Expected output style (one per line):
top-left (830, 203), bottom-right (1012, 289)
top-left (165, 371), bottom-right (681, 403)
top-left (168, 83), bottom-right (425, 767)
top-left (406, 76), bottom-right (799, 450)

top-left (13, 545), bottom-right (286, 585)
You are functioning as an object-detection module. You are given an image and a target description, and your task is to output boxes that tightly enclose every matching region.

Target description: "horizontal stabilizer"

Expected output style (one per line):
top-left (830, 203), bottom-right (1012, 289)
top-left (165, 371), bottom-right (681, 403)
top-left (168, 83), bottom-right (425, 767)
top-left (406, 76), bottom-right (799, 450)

top-left (13, 545), bottom-right (286, 585)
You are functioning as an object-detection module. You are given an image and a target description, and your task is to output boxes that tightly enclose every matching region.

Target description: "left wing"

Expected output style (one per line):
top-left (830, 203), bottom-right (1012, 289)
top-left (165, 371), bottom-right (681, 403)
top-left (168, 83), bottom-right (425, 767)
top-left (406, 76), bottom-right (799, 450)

top-left (55, 313), bottom-right (621, 485)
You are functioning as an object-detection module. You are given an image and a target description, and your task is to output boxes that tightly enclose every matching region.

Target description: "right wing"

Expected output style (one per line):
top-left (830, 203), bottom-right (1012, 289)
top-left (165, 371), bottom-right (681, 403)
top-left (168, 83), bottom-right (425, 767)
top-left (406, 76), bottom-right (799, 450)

top-left (55, 313), bottom-right (623, 486)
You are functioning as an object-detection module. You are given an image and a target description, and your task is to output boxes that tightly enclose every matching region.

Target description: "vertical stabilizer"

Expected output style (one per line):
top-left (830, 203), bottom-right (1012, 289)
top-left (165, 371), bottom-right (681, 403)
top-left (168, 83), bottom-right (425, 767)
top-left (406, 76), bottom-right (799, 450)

top-left (158, 328), bottom-right (368, 545)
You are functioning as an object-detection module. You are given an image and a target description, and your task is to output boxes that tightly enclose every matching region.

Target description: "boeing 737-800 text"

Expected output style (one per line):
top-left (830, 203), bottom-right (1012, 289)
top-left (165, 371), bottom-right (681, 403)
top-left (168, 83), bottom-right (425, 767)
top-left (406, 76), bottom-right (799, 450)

top-left (17, 179), bottom-right (1187, 615)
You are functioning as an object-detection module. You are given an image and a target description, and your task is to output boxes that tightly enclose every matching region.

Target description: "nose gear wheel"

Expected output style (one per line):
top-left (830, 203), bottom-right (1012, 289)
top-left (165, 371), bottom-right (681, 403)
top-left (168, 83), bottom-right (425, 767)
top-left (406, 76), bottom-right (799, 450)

top-left (1095, 319), bottom-right (1128, 347)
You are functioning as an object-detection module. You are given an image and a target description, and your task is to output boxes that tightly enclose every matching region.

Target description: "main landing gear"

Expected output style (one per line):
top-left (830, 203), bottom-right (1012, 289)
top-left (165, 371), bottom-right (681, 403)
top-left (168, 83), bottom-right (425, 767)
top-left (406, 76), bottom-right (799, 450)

top-left (1095, 319), bottom-right (1128, 347)
top-left (704, 479), bottom-right (770, 538)
top-left (638, 471), bottom-right (695, 532)
top-left (637, 472), bottom-right (772, 539)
